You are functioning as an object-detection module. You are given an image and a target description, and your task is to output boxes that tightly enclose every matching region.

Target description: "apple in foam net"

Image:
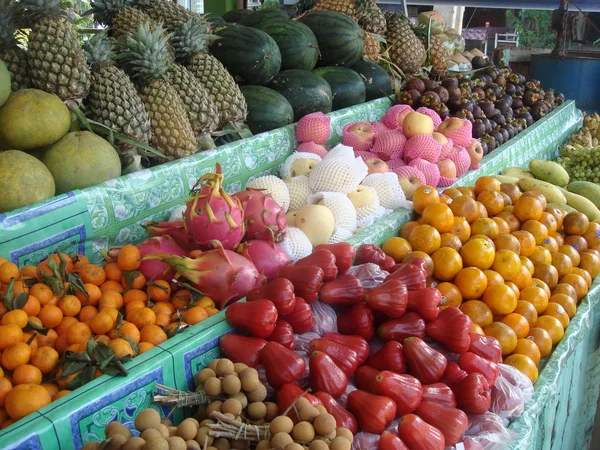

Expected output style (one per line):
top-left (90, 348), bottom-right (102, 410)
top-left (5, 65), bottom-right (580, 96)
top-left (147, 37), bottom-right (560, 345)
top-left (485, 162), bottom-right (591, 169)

top-left (365, 158), bottom-right (389, 174)
top-left (466, 139), bottom-right (484, 169)
top-left (437, 117), bottom-right (472, 148)
top-left (343, 122), bottom-right (375, 151)
top-left (402, 112), bottom-right (435, 139)
top-left (347, 185), bottom-right (376, 209)
top-left (437, 158), bottom-right (457, 178)
top-left (398, 173), bottom-right (424, 200)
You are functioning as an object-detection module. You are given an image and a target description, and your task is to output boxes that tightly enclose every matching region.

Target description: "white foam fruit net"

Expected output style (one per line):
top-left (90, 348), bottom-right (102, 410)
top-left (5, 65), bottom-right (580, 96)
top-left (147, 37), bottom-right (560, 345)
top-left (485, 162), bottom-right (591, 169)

top-left (361, 172), bottom-right (409, 210)
top-left (328, 227), bottom-right (354, 244)
top-left (279, 152), bottom-right (322, 179)
top-left (309, 147), bottom-right (368, 194)
top-left (348, 186), bottom-right (387, 228)
top-left (168, 204), bottom-right (186, 222)
top-left (308, 192), bottom-right (358, 233)
top-left (323, 143), bottom-right (355, 160)
top-left (284, 175), bottom-right (313, 211)
top-left (246, 175), bottom-right (291, 212)
top-left (279, 227), bottom-right (313, 261)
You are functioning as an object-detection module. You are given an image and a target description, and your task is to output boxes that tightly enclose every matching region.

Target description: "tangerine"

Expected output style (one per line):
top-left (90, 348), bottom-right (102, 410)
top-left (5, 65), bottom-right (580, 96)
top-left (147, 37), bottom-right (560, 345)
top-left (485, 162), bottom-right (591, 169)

top-left (437, 282), bottom-right (462, 309)
top-left (109, 338), bottom-right (135, 358)
top-left (460, 300), bottom-right (494, 327)
top-left (492, 217), bottom-right (511, 235)
top-left (551, 252), bottom-right (574, 277)
top-left (408, 225), bottom-right (441, 255)
top-left (431, 248), bottom-right (463, 281)
top-left (521, 220), bottom-right (548, 245)
top-left (583, 222), bottom-right (600, 249)
top-left (31, 346), bottom-right (59, 375)
top-left (493, 234), bottom-right (521, 254)
top-left (183, 306), bottom-right (209, 326)
top-left (563, 212), bottom-right (589, 235)
top-left (104, 262), bottom-right (124, 282)
top-left (533, 264), bottom-right (559, 288)
top-left (29, 284), bottom-right (53, 306)
top-left (520, 286), bottom-right (549, 314)
top-left (491, 249), bottom-right (521, 281)
top-left (511, 338), bottom-right (541, 365)
top-left (439, 233), bottom-right (463, 251)
top-left (454, 267), bottom-right (488, 300)
top-left (511, 231), bottom-right (536, 257)
top-left (117, 245), bottom-right (141, 272)
top-left (539, 212), bottom-right (558, 234)
top-left (400, 221), bottom-right (421, 240)
top-left (545, 206), bottom-right (565, 229)
top-left (449, 196), bottom-right (480, 223)
top-left (558, 244), bottom-right (581, 267)
top-left (536, 315), bottom-right (564, 345)
top-left (500, 183), bottom-right (522, 204)
top-left (412, 186), bottom-right (440, 215)
top-left (548, 294), bottom-right (577, 319)
top-left (78, 264), bottom-right (106, 286)
top-left (12, 364), bottom-right (42, 385)
top-left (529, 246), bottom-right (552, 265)
top-left (482, 284), bottom-right (517, 315)
top-left (527, 327), bottom-right (553, 357)
top-left (474, 176), bottom-right (501, 194)
top-left (503, 354), bottom-right (538, 383)
top-left (543, 302), bottom-right (570, 329)
top-left (483, 270), bottom-right (504, 286)
top-left (513, 196), bottom-right (543, 222)
top-left (65, 322), bottom-right (92, 346)
top-left (421, 203), bottom-right (454, 233)
top-left (460, 237), bottom-right (496, 270)
top-left (139, 324), bottom-right (168, 346)
top-left (496, 211), bottom-right (521, 232)
top-left (511, 265), bottom-right (533, 291)
top-left (540, 236), bottom-right (559, 253)
top-left (382, 237), bottom-right (412, 262)
top-left (477, 190), bottom-right (505, 216)
top-left (564, 235), bottom-right (589, 253)
top-left (483, 322), bottom-right (518, 355)
top-left (514, 300), bottom-right (538, 328)
top-left (579, 252), bottom-right (600, 278)
top-left (2, 342), bottom-right (31, 370)
top-left (5, 383), bottom-right (51, 420)
top-left (501, 313), bottom-right (530, 339)
top-left (38, 305), bottom-right (63, 329)
top-left (470, 218), bottom-right (499, 239)
top-left (559, 273), bottom-right (588, 301)
top-left (451, 216), bottom-right (471, 244)
top-left (58, 295), bottom-right (81, 317)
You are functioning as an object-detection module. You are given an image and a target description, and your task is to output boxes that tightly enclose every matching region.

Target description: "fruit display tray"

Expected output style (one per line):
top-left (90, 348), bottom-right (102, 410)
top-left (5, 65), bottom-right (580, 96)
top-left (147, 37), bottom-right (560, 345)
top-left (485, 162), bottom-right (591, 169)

top-left (0, 100), bottom-right (581, 268)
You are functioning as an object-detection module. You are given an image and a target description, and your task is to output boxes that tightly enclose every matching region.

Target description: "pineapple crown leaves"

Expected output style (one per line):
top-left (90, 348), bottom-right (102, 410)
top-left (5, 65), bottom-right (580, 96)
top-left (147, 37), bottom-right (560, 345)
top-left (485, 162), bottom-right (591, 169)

top-left (0, 0), bottom-right (20, 47)
top-left (16, 0), bottom-right (67, 23)
top-left (83, 30), bottom-right (116, 65)
top-left (84, 0), bottom-right (134, 26)
top-left (116, 22), bottom-right (174, 84)
top-left (171, 17), bottom-right (218, 63)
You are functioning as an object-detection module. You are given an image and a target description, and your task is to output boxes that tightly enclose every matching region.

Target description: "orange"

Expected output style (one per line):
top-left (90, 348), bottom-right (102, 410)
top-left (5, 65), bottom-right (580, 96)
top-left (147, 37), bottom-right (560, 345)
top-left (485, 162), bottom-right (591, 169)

top-left (35, 329), bottom-right (58, 349)
top-left (454, 267), bottom-right (488, 300)
top-left (55, 317), bottom-right (78, 336)
top-left (492, 218), bottom-right (511, 236)
top-left (514, 300), bottom-right (538, 328)
top-left (5, 383), bottom-right (51, 420)
top-left (65, 322), bottom-right (92, 346)
top-left (511, 338), bottom-right (541, 365)
top-left (110, 321), bottom-right (141, 344)
top-left (512, 265), bottom-right (533, 291)
top-left (551, 252), bottom-right (573, 277)
top-left (543, 302), bottom-right (570, 329)
top-left (29, 284), bottom-right (54, 306)
top-left (58, 295), bottom-right (82, 317)
top-left (460, 238), bottom-right (495, 270)
top-left (483, 270), bottom-right (504, 286)
top-left (41, 383), bottom-right (59, 398)
top-left (79, 305), bottom-right (98, 323)
top-left (0, 262), bottom-right (19, 284)
top-left (520, 286), bottom-right (549, 314)
top-left (148, 280), bottom-right (172, 302)
top-left (493, 234), bottom-right (521, 254)
top-left (117, 245), bottom-right (141, 271)
top-left (549, 294), bottom-right (577, 319)
top-left (503, 354), bottom-right (538, 383)
top-left (22, 332), bottom-right (38, 353)
top-left (579, 252), bottom-right (600, 278)
top-left (382, 237), bottom-right (412, 262)
top-left (458, 186), bottom-right (475, 198)
top-left (521, 191), bottom-right (547, 209)
top-left (78, 264), bottom-right (106, 286)
top-left (500, 183), bottom-right (522, 204)
top-left (126, 300), bottom-right (146, 315)
top-left (109, 338), bottom-right (135, 358)
top-left (471, 323), bottom-right (485, 335)
top-left (564, 235), bottom-right (589, 253)
top-left (460, 300), bottom-right (493, 327)
top-left (195, 297), bottom-right (215, 309)
top-left (545, 206), bottom-right (565, 229)
top-left (451, 216), bottom-right (471, 244)
top-left (559, 273), bottom-right (588, 301)
top-left (121, 272), bottom-right (146, 290)
top-left (12, 364), bottom-right (42, 385)
top-left (400, 221), bottom-right (421, 240)
top-left (72, 254), bottom-right (90, 269)
top-left (38, 305), bottom-right (64, 329)
top-left (499, 191), bottom-right (513, 207)
top-left (20, 265), bottom-right (37, 280)
top-left (477, 190), bottom-right (505, 216)
top-left (527, 327), bottom-right (553, 357)
top-left (412, 186), bottom-right (440, 215)
top-left (562, 212), bottom-right (589, 235)
top-left (75, 283), bottom-right (102, 306)
top-left (531, 278), bottom-right (550, 298)
top-left (440, 233), bottom-right (463, 251)
top-left (470, 218), bottom-right (499, 239)
top-left (104, 262), bottom-right (124, 282)
top-left (540, 236), bottom-right (559, 253)
top-left (482, 284), bottom-right (517, 315)
top-left (496, 211), bottom-right (521, 233)
top-left (513, 196), bottom-right (543, 222)
top-left (127, 307), bottom-right (156, 329)
top-left (90, 311), bottom-right (115, 335)
top-left (2, 342), bottom-right (32, 370)
top-left (53, 390), bottom-right (71, 401)
top-left (408, 225), bottom-right (441, 255)
top-left (139, 324), bottom-right (168, 346)
top-left (21, 296), bottom-right (41, 318)
top-left (421, 203), bottom-right (454, 233)
top-left (529, 246), bottom-right (552, 265)
top-left (501, 313), bottom-right (530, 339)
top-left (12, 280), bottom-right (29, 296)
top-left (533, 264), bottom-right (559, 288)
top-left (155, 313), bottom-right (171, 328)
top-left (551, 231), bottom-right (565, 246)
top-left (474, 176), bottom-right (501, 194)
top-left (99, 290), bottom-right (124, 310)
top-left (123, 289), bottom-right (149, 306)
top-left (31, 346), bottom-right (59, 375)
top-left (483, 322), bottom-right (518, 355)
top-left (521, 220), bottom-right (548, 245)
top-left (183, 306), bottom-right (209, 326)
top-left (0, 378), bottom-right (11, 407)
top-left (491, 249), bottom-right (521, 281)
top-left (558, 244), bottom-right (581, 267)
top-left (538, 212), bottom-right (558, 234)
top-left (572, 267), bottom-right (592, 287)
top-left (583, 222), bottom-right (600, 249)
top-left (1, 310), bottom-right (28, 329)
top-left (438, 194), bottom-right (452, 205)
top-left (151, 302), bottom-right (175, 316)
top-left (0, 324), bottom-right (23, 350)
top-left (587, 249), bottom-right (600, 258)
top-left (449, 196), bottom-right (480, 223)
top-left (437, 282), bottom-right (462, 309)
top-left (403, 252), bottom-right (435, 277)
top-left (536, 315), bottom-right (564, 345)
top-left (510, 231), bottom-right (535, 257)
top-left (431, 248), bottom-right (463, 281)
top-left (139, 342), bottom-right (155, 354)
top-left (520, 256), bottom-right (535, 275)
top-left (442, 188), bottom-right (462, 199)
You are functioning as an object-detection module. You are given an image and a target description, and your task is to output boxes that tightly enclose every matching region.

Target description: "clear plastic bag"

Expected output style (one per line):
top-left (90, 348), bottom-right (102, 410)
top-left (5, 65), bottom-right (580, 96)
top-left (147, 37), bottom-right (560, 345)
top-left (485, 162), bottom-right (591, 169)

top-left (461, 411), bottom-right (518, 450)
top-left (346, 263), bottom-right (389, 290)
top-left (337, 383), bottom-right (357, 409)
top-left (352, 432), bottom-right (380, 450)
top-left (311, 301), bottom-right (339, 336)
top-left (490, 364), bottom-right (534, 422)
top-left (294, 331), bottom-right (321, 355)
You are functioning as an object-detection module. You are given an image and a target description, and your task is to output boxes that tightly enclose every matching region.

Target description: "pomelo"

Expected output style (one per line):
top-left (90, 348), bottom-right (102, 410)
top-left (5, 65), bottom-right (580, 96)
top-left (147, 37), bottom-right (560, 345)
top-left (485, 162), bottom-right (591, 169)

top-left (0, 150), bottom-right (55, 212)
top-left (42, 131), bottom-right (121, 194)
top-left (0, 60), bottom-right (10, 107)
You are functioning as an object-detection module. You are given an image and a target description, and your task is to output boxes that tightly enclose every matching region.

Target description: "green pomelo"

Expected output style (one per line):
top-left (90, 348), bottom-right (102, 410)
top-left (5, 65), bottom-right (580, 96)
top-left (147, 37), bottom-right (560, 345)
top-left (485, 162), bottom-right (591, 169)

top-left (0, 150), bottom-right (56, 212)
top-left (0, 60), bottom-right (10, 107)
top-left (42, 131), bottom-right (122, 194)
top-left (0, 89), bottom-right (71, 150)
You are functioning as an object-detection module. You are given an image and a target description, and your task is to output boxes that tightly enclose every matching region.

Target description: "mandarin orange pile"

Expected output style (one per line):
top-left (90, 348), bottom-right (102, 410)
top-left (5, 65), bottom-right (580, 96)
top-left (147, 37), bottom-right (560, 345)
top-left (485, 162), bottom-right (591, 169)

top-left (0, 245), bottom-right (218, 427)
top-left (383, 177), bottom-right (600, 383)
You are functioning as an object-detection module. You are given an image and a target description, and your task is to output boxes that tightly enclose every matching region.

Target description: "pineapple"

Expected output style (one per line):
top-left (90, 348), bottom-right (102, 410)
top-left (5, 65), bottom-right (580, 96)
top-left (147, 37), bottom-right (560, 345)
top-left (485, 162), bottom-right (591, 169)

top-left (363, 32), bottom-right (380, 61)
top-left (427, 35), bottom-right (451, 71)
top-left (135, 0), bottom-right (200, 32)
top-left (0, 0), bottom-right (31, 92)
top-left (88, 0), bottom-right (158, 38)
top-left (116, 23), bottom-right (197, 160)
top-left (83, 32), bottom-right (152, 156)
top-left (358, 0), bottom-right (386, 36)
top-left (385, 12), bottom-right (426, 76)
top-left (171, 19), bottom-right (247, 127)
top-left (21, 0), bottom-right (91, 100)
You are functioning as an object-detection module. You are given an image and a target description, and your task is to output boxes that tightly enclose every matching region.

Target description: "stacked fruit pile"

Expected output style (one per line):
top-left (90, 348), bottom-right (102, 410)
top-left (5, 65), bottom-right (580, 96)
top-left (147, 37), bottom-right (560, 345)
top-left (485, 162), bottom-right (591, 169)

top-left (557, 112), bottom-right (600, 184)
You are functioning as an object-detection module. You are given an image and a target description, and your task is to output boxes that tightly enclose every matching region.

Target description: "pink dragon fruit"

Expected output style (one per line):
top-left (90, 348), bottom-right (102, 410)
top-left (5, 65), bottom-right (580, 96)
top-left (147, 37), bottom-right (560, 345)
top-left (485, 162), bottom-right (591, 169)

top-left (296, 112), bottom-right (331, 144)
top-left (136, 236), bottom-right (187, 281)
top-left (381, 104), bottom-right (413, 129)
top-left (237, 239), bottom-right (291, 279)
top-left (144, 221), bottom-right (201, 252)
top-left (184, 164), bottom-right (245, 251)
top-left (298, 142), bottom-right (328, 158)
top-left (146, 246), bottom-right (262, 309)
top-left (233, 188), bottom-right (287, 242)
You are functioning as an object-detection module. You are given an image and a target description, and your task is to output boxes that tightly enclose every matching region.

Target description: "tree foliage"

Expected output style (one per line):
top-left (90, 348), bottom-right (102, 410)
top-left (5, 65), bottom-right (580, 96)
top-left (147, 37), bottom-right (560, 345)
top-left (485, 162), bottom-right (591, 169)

top-left (506, 9), bottom-right (554, 49)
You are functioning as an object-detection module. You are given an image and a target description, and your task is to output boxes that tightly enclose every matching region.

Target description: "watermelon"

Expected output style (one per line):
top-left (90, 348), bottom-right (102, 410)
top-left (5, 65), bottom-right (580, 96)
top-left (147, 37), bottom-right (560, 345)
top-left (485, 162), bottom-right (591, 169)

top-left (269, 70), bottom-right (333, 121)
top-left (240, 8), bottom-right (288, 27)
top-left (349, 60), bottom-right (393, 101)
top-left (221, 9), bottom-right (253, 23)
top-left (210, 24), bottom-right (282, 86)
top-left (252, 19), bottom-right (319, 71)
top-left (313, 67), bottom-right (366, 111)
top-left (298, 11), bottom-right (365, 67)
top-left (203, 14), bottom-right (226, 27)
top-left (241, 86), bottom-right (295, 134)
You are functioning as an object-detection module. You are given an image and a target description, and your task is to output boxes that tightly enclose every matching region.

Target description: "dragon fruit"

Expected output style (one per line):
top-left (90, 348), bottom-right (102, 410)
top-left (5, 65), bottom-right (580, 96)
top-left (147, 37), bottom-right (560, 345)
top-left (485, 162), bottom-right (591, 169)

top-left (184, 164), bottom-right (245, 250)
top-left (145, 221), bottom-right (201, 252)
top-left (136, 236), bottom-right (187, 281)
top-left (233, 188), bottom-right (287, 242)
top-left (147, 246), bottom-right (262, 309)
top-left (238, 239), bottom-right (291, 279)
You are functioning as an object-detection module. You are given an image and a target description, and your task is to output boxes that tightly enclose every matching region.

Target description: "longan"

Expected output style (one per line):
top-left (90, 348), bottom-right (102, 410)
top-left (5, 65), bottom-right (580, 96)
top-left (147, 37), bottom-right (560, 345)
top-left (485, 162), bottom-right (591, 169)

top-left (313, 413), bottom-right (336, 436)
top-left (298, 406), bottom-right (320, 423)
top-left (122, 437), bottom-right (146, 450)
top-left (82, 443), bottom-right (101, 450)
top-left (294, 397), bottom-right (310, 410)
top-left (105, 421), bottom-right (127, 438)
top-left (215, 359), bottom-right (235, 376)
top-left (204, 377), bottom-right (222, 396)
top-left (264, 402), bottom-right (279, 421)
top-left (208, 359), bottom-right (219, 371)
top-left (256, 440), bottom-right (271, 450)
top-left (285, 444), bottom-right (304, 450)
top-left (231, 392), bottom-right (248, 409)
top-left (330, 436), bottom-right (351, 450)
top-left (105, 434), bottom-right (128, 450)
top-left (135, 409), bottom-right (162, 432)
top-left (336, 428), bottom-right (353, 444)
top-left (292, 422), bottom-right (315, 443)
top-left (168, 427), bottom-right (178, 437)
top-left (270, 415), bottom-right (294, 435)
top-left (222, 398), bottom-right (242, 416)
top-left (167, 436), bottom-right (187, 450)
top-left (213, 438), bottom-right (231, 450)
top-left (246, 384), bottom-right (267, 403)
top-left (222, 374), bottom-right (242, 395)
top-left (199, 419), bottom-right (215, 427)
top-left (161, 418), bottom-right (173, 427)
top-left (230, 440), bottom-right (250, 450)
top-left (186, 419), bottom-right (200, 428)
top-left (185, 441), bottom-right (200, 450)
top-left (309, 441), bottom-right (329, 450)
top-left (195, 427), bottom-right (213, 446)
top-left (315, 405), bottom-right (328, 415)
top-left (233, 363), bottom-right (248, 374)
top-left (156, 424), bottom-right (170, 439)
top-left (176, 420), bottom-right (198, 441)
top-left (141, 429), bottom-right (163, 441)
top-left (270, 432), bottom-right (294, 448)
top-left (240, 368), bottom-right (260, 392)
top-left (194, 368), bottom-right (216, 386)
top-left (142, 437), bottom-right (169, 450)
top-left (247, 402), bottom-right (267, 420)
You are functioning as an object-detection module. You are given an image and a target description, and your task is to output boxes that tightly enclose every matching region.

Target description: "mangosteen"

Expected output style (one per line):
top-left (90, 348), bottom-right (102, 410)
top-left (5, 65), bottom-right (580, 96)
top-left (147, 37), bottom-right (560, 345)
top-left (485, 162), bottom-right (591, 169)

top-left (525, 79), bottom-right (541, 90)
top-left (472, 104), bottom-right (484, 119)
top-left (480, 140), bottom-right (489, 155)
top-left (484, 68), bottom-right (498, 81)
top-left (555, 92), bottom-right (565, 105)
top-left (481, 134), bottom-right (497, 152)
top-left (504, 109), bottom-right (514, 120)
top-left (496, 75), bottom-right (506, 87)
top-left (495, 100), bottom-right (510, 116)
top-left (455, 109), bottom-right (474, 121)
top-left (505, 84), bottom-right (517, 96)
top-left (405, 78), bottom-right (426, 94)
top-left (515, 85), bottom-right (525, 95)
top-left (534, 101), bottom-right (550, 114)
top-left (511, 97), bottom-right (524, 110)
top-left (508, 73), bottom-right (521, 85)
top-left (399, 89), bottom-right (421, 107)
top-left (472, 87), bottom-right (485, 100)
top-left (478, 101), bottom-right (496, 118)
top-left (432, 103), bottom-right (450, 120)
top-left (500, 67), bottom-right (511, 78)
top-left (442, 77), bottom-right (459, 88)
top-left (502, 125), bottom-right (515, 139)
top-left (484, 88), bottom-right (497, 103)
top-left (433, 86), bottom-right (449, 103)
top-left (461, 86), bottom-right (473, 96)
top-left (471, 56), bottom-right (487, 70)
top-left (543, 100), bottom-right (554, 113)
top-left (423, 79), bottom-right (439, 92)
top-left (516, 111), bottom-right (534, 126)
top-left (488, 120), bottom-right (497, 129)
top-left (523, 90), bottom-right (540, 107)
top-left (481, 117), bottom-right (492, 132)
top-left (448, 96), bottom-right (469, 113)
top-left (489, 130), bottom-right (504, 145)
top-left (472, 119), bottom-right (486, 138)
top-left (499, 94), bottom-right (513, 107)
top-left (491, 113), bottom-right (506, 126)
top-left (447, 85), bottom-right (461, 98)
top-left (516, 118), bottom-right (528, 130)
top-left (497, 127), bottom-right (510, 142)
top-left (460, 79), bottom-right (474, 90)
top-left (420, 91), bottom-right (441, 107)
